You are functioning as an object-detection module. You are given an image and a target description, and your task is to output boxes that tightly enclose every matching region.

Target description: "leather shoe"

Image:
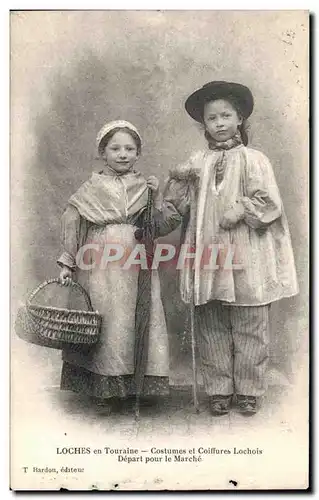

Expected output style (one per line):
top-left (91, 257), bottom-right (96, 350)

top-left (236, 395), bottom-right (257, 416)
top-left (209, 395), bottom-right (232, 416)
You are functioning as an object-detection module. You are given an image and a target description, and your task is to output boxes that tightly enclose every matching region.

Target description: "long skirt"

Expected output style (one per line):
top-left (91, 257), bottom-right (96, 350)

top-left (61, 224), bottom-right (170, 398)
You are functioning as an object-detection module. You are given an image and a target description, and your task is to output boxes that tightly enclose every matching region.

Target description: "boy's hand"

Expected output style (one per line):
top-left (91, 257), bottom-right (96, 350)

top-left (220, 201), bottom-right (245, 230)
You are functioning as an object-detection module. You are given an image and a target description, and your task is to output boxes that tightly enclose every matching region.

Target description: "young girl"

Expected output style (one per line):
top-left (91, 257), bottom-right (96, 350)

top-left (155, 81), bottom-right (298, 416)
top-left (57, 120), bottom-right (169, 411)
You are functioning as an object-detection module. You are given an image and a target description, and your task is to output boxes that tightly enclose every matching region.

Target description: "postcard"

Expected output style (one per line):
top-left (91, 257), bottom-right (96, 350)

top-left (10, 10), bottom-right (309, 490)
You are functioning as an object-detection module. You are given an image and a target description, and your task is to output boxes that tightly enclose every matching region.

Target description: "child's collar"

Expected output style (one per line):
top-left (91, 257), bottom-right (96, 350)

top-left (207, 131), bottom-right (242, 151)
top-left (98, 164), bottom-right (135, 177)
top-left (168, 142), bottom-right (244, 182)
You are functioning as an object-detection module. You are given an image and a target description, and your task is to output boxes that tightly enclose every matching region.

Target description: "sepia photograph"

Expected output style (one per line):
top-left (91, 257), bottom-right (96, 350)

top-left (10, 9), bottom-right (309, 490)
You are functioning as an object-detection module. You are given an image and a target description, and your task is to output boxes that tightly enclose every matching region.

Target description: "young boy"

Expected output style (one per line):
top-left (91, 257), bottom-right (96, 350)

top-left (155, 81), bottom-right (298, 416)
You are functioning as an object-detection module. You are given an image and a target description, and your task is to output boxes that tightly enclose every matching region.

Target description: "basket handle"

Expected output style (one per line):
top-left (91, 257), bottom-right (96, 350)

top-left (26, 278), bottom-right (94, 312)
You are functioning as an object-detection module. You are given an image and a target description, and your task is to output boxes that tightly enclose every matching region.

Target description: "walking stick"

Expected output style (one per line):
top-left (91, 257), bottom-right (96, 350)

top-left (190, 294), bottom-right (199, 412)
top-left (189, 187), bottom-right (199, 413)
top-left (134, 189), bottom-right (154, 420)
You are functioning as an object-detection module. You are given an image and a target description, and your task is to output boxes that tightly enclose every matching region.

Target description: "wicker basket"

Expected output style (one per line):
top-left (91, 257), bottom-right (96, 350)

top-left (15, 278), bottom-right (102, 350)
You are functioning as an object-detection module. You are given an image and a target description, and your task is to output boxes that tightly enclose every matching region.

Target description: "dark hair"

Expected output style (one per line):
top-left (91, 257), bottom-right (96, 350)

top-left (98, 127), bottom-right (142, 156)
top-left (238, 121), bottom-right (249, 146)
top-left (201, 95), bottom-right (249, 146)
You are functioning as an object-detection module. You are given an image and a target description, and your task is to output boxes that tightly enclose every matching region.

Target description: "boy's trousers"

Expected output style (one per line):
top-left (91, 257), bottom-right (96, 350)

top-left (194, 300), bottom-right (270, 396)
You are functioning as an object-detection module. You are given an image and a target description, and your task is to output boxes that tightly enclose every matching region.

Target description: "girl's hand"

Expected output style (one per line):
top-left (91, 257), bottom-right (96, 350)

top-left (59, 266), bottom-right (73, 286)
top-left (147, 176), bottom-right (162, 209)
top-left (147, 175), bottom-right (159, 194)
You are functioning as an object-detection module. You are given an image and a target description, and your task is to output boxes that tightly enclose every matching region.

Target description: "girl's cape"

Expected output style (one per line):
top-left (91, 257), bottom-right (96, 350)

top-left (69, 170), bottom-right (148, 225)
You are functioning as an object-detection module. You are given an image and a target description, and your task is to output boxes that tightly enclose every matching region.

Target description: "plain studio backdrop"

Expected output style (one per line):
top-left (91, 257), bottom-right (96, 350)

top-left (11, 11), bottom-right (308, 417)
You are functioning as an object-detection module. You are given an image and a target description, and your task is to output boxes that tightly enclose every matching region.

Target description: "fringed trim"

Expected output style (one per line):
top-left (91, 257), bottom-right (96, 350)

top-left (168, 151), bottom-right (203, 182)
top-left (60, 362), bottom-right (170, 398)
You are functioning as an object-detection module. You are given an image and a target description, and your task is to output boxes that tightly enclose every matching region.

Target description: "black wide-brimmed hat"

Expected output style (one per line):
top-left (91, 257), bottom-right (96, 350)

top-left (185, 81), bottom-right (254, 123)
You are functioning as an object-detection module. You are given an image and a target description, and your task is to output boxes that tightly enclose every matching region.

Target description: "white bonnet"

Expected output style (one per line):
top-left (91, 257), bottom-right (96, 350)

top-left (96, 120), bottom-right (142, 155)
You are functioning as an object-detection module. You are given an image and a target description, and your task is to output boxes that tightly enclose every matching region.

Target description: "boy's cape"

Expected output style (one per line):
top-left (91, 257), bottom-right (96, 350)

top-left (165, 148), bottom-right (299, 306)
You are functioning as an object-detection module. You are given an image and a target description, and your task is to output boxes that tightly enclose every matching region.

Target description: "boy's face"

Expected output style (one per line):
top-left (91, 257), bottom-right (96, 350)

top-left (203, 99), bottom-right (242, 142)
top-left (102, 131), bottom-right (139, 174)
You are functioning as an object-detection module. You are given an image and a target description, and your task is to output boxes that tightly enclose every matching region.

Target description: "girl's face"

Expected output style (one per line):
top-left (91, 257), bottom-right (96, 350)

top-left (102, 131), bottom-right (139, 174)
top-left (203, 99), bottom-right (242, 142)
